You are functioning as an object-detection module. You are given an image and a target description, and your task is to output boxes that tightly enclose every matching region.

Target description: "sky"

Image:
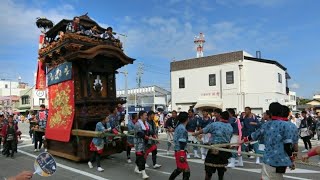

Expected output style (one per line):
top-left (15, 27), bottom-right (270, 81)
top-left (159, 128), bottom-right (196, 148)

top-left (0, 0), bottom-right (319, 98)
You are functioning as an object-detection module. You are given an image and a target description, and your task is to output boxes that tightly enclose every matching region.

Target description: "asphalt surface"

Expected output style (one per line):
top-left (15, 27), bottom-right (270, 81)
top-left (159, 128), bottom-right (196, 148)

top-left (1, 122), bottom-right (320, 180)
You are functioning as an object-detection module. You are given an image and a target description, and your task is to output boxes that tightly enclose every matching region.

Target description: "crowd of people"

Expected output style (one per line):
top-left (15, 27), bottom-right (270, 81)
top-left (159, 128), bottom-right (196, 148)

top-left (0, 104), bottom-right (48, 158)
top-left (114, 103), bottom-right (320, 180)
top-left (2, 102), bottom-right (320, 180)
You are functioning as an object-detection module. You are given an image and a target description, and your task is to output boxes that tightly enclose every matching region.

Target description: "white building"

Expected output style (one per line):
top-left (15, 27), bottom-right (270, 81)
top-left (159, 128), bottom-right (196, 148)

top-left (31, 73), bottom-right (48, 110)
top-left (0, 78), bottom-right (29, 110)
top-left (117, 85), bottom-right (171, 113)
top-left (285, 91), bottom-right (297, 110)
top-left (170, 51), bottom-right (290, 115)
top-left (0, 79), bottom-right (21, 96)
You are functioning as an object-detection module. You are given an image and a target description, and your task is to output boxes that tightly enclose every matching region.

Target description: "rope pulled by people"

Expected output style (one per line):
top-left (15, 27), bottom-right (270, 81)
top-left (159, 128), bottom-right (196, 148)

top-left (98, 132), bottom-right (320, 167)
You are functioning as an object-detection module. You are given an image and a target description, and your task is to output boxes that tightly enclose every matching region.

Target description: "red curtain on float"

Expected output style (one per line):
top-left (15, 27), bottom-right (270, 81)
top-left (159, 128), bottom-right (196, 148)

top-left (45, 80), bottom-right (75, 142)
top-left (36, 34), bottom-right (46, 90)
top-left (35, 60), bottom-right (46, 90)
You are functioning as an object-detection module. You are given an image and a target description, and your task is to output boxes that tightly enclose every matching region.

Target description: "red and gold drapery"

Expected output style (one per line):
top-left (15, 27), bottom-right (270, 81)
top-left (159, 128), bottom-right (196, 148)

top-left (35, 34), bottom-right (46, 90)
top-left (45, 80), bottom-right (75, 142)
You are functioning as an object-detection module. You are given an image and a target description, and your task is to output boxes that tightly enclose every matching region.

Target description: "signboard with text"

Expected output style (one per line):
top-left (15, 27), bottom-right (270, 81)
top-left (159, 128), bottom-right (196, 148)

top-left (128, 106), bottom-right (152, 113)
top-left (200, 91), bottom-right (220, 97)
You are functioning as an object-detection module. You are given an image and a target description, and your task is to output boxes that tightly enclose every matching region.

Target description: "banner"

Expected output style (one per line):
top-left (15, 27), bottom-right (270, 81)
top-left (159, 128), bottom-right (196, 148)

top-left (47, 62), bottom-right (72, 86)
top-left (35, 60), bottom-right (46, 90)
top-left (35, 34), bottom-right (46, 90)
top-left (45, 79), bottom-right (74, 142)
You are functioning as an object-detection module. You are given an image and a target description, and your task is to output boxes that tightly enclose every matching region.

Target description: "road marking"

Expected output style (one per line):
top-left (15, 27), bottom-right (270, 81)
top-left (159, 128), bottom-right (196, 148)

top-left (18, 144), bottom-right (34, 148)
top-left (18, 149), bottom-right (111, 180)
top-left (231, 168), bottom-right (313, 180)
top-left (155, 153), bottom-right (313, 180)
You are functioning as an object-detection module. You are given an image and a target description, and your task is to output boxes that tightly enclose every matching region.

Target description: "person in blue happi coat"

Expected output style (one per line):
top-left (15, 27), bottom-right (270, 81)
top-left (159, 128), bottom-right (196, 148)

top-left (246, 102), bottom-right (298, 180)
top-left (193, 111), bottom-right (233, 180)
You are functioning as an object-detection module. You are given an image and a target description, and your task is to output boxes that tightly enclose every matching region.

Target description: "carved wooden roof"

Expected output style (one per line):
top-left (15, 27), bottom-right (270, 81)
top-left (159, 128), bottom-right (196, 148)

top-left (45, 13), bottom-right (107, 39)
top-left (39, 33), bottom-right (135, 70)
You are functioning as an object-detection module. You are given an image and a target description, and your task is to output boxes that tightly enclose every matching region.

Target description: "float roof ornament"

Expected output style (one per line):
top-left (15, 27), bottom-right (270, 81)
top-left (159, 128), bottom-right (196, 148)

top-left (36, 17), bottom-right (54, 32)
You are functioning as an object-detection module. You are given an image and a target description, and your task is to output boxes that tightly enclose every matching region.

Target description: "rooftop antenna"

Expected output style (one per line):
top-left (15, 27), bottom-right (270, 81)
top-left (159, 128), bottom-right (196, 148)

top-left (256, 51), bottom-right (261, 59)
top-left (194, 32), bottom-right (205, 58)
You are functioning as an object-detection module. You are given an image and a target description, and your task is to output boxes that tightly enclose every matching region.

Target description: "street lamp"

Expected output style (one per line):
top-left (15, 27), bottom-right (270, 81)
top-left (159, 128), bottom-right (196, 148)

top-left (119, 70), bottom-right (129, 125)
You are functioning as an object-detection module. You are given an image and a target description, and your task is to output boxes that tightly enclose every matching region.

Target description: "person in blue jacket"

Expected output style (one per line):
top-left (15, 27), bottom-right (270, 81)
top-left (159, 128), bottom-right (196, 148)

top-left (126, 113), bottom-right (138, 163)
top-left (241, 107), bottom-right (259, 160)
top-left (88, 116), bottom-right (111, 172)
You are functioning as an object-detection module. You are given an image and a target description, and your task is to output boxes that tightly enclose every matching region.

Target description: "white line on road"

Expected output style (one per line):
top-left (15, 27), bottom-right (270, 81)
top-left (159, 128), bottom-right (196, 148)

top-left (17, 149), bottom-right (111, 180)
top-left (18, 144), bottom-right (34, 148)
top-left (231, 168), bottom-right (314, 180)
top-left (155, 152), bottom-right (313, 180)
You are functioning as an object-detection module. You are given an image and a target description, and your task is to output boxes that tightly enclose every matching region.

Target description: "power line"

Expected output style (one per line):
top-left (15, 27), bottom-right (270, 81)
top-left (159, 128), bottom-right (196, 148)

top-left (144, 63), bottom-right (169, 71)
top-left (144, 69), bottom-right (169, 76)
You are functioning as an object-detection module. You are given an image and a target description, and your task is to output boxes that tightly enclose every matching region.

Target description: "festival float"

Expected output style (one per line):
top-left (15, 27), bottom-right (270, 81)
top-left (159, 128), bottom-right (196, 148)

top-left (35, 14), bottom-right (134, 161)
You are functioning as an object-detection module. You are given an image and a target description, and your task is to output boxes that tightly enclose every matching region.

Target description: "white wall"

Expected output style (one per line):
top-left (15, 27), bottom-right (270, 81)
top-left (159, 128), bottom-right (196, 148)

top-left (171, 61), bottom-right (241, 111)
top-left (171, 58), bottom-right (288, 113)
top-left (0, 81), bottom-right (21, 96)
top-left (242, 60), bottom-right (286, 94)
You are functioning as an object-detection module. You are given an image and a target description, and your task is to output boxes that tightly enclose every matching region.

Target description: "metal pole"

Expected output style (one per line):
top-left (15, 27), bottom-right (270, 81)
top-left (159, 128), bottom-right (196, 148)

top-left (153, 87), bottom-right (156, 111)
top-left (134, 93), bottom-right (137, 107)
top-left (9, 80), bottom-right (12, 109)
top-left (124, 71), bottom-right (129, 125)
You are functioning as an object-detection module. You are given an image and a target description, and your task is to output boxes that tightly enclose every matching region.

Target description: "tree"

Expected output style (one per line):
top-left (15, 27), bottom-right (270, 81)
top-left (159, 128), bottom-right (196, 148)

top-left (297, 97), bottom-right (312, 105)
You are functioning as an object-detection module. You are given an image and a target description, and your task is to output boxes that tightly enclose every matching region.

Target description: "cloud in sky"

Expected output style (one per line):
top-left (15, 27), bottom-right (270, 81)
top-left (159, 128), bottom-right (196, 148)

top-left (216, 0), bottom-right (287, 7)
top-left (0, 0), bottom-right (75, 83)
top-left (0, 0), bottom-right (290, 88)
top-left (291, 83), bottom-right (300, 89)
top-left (1, 0), bottom-right (317, 97)
top-left (0, 0), bottom-right (75, 45)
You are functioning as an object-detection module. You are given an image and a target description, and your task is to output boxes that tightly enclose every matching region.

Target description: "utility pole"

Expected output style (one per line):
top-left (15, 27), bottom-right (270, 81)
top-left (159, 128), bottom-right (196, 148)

top-left (136, 63), bottom-right (144, 88)
top-left (119, 70), bottom-right (129, 125)
top-left (9, 80), bottom-right (12, 109)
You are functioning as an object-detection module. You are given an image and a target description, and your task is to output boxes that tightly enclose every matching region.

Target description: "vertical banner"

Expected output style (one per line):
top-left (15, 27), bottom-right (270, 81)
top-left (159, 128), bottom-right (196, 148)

top-left (36, 34), bottom-right (46, 90)
top-left (45, 62), bottom-right (74, 142)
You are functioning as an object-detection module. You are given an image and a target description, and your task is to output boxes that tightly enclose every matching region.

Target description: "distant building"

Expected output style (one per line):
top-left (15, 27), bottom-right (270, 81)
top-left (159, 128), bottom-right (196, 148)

top-left (0, 74), bottom-right (49, 112)
top-left (32, 73), bottom-right (48, 110)
top-left (117, 85), bottom-right (171, 113)
top-left (285, 91), bottom-right (297, 110)
top-left (170, 51), bottom-right (290, 115)
top-left (0, 78), bottom-right (29, 111)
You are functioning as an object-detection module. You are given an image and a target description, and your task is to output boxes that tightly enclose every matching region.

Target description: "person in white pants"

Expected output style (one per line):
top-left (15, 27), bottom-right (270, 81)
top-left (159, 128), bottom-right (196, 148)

top-left (227, 109), bottom-right (243, 168)
top-left (198, 110), bottom-right (213, 160)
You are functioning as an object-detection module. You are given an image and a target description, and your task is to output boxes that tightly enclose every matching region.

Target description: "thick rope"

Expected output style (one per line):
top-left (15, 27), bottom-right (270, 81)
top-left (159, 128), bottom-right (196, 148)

top-left (98, 132), bottom-right (320, 167)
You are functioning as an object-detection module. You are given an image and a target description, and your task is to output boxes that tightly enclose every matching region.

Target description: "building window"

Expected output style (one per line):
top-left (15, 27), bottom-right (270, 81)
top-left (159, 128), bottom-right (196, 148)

top-left (209, 74), bottom-right (216, 86)
top-left (179, 77), bottom-right (185, 88)
top-left (278, 73), bottom-right (282, 83)
top-left (21, 96), bottom-right (30, 105)
top-left (5, 84), bottom-right (8, 88)
top-left (39, 98), bottom-right (45, 105)
top-left (226, 71), bottom-right (234, 84)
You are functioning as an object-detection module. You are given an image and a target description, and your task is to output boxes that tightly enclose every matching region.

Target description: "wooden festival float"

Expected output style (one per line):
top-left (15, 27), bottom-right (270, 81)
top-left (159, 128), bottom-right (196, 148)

top-left (36, 14), bottom-right (134, 161)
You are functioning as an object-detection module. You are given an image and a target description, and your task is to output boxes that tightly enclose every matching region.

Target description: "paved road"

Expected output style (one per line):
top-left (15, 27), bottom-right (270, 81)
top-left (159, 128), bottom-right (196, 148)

top-left (1, 122), bottom-right (320, 180)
